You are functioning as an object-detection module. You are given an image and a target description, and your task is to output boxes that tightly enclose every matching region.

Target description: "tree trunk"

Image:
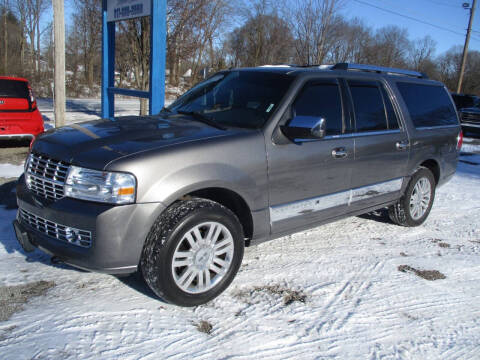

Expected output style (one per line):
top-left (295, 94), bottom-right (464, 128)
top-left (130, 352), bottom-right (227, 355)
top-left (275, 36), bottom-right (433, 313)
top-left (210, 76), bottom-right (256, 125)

top-left (3, 0), bottom-right (7, 74)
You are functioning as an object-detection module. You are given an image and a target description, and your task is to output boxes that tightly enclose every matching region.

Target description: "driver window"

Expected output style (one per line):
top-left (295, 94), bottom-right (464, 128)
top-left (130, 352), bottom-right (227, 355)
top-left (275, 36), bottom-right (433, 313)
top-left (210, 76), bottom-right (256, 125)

top-left (292, 81), bottom-right (343, 136)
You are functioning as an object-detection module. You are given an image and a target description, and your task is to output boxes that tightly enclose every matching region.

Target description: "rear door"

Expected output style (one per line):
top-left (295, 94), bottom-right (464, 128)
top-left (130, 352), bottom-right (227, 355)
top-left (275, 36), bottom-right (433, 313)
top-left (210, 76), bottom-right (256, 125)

top-left (0, 79), bottom-right (30, 111)
top-left (345, 78), bottom-right (410, 210)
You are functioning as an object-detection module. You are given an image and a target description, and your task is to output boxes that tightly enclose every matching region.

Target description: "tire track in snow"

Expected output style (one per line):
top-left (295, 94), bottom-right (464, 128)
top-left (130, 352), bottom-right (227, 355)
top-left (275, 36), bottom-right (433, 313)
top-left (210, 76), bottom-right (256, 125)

top-left (306, 260), bottom-right (384, 335)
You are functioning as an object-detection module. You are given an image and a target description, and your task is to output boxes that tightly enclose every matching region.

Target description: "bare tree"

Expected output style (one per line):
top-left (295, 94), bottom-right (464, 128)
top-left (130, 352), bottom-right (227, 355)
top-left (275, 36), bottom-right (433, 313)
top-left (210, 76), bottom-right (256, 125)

top-left (225, 1), bottom-right (294, 67)
top-left (14, 0), bottom-right (49, 78)
top-left (285, 0), bottom-right (343, 65)
top-left (166, 0), bottom-right (232, 86)
top-left (410, 36), bottom-right (436, 71)
top-left (2, 0), bottom-right (8, 73)
top-left (118, 17), bottom-right (151, 115)
top-left (0, 2), bottom-right (25, 76)
top-left (71, 0), bottom-right (101, 90)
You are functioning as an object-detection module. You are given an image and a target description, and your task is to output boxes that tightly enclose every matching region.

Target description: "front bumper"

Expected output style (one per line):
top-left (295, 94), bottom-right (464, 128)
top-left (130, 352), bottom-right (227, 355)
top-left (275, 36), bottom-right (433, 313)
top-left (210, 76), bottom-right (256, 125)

top-left (15, 175), bottom-right (166, 274)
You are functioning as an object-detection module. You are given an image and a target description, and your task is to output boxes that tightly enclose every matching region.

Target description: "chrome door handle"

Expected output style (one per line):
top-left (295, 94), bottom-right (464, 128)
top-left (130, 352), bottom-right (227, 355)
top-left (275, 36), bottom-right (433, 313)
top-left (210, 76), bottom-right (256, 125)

top-left (332, 147), bottom-right (347, 159)
top-left (396, 140), bottom-right (409, 151)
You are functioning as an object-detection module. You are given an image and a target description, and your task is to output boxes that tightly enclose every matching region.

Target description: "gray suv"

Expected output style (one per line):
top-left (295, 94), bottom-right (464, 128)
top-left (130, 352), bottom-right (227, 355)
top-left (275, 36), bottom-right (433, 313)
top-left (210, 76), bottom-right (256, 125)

top-left (13, 63), bottom-right (461, 306)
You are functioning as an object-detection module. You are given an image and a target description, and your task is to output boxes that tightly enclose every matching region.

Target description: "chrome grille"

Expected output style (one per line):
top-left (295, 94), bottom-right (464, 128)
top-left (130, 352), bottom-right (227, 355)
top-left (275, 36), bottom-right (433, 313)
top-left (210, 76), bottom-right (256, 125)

top-left (26, 153), bottom-right (70, 201)
top-left (19, 208), bottom-right (92, 248)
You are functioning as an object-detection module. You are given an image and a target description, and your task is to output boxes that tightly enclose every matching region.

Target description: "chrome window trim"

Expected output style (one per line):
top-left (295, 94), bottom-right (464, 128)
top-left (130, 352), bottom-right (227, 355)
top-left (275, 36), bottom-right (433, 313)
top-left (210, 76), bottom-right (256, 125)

top-left (270, 177), bottom-right (403, 223)
top-left (293, 129), bottom-right (403, 142)
top-left (415, 124), bottom-right (460, 130)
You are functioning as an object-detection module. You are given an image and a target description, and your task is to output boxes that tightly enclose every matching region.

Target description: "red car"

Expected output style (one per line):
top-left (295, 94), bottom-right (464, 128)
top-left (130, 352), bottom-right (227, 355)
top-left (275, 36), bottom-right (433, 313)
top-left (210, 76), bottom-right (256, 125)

top-left (0, 76), bottom-right (44, 141)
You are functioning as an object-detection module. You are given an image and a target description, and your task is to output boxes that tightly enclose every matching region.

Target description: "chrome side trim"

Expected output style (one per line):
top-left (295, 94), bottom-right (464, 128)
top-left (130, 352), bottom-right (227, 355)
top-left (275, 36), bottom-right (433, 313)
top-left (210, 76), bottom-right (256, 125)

top-left (270, 177), bottom-right (403, 223)
top-left (350, 178), bottom-right (403, 203)
top-left (270, 191), bottom-right (348, 223)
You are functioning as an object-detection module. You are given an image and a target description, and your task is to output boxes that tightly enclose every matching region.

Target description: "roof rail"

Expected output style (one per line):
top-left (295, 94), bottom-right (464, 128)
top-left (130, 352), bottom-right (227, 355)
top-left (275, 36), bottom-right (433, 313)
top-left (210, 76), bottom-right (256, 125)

top-left (332, 63), bottom-right (428, 79)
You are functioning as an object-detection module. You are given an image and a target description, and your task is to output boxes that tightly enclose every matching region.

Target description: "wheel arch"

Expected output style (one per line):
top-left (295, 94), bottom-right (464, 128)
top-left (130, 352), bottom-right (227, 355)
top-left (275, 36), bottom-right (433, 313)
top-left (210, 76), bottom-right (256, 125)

top-left (178, 187), bottom-right (254, 242)
top-left (418, 159), bottom-right (440, 184)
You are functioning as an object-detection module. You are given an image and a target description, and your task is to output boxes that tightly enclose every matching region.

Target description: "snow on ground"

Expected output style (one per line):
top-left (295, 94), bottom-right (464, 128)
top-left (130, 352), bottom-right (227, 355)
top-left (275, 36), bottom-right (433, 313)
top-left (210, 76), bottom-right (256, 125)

top-left (0, 164), bottom-right (24, 178)
top-left (0, 103), bottom-right (479, 359)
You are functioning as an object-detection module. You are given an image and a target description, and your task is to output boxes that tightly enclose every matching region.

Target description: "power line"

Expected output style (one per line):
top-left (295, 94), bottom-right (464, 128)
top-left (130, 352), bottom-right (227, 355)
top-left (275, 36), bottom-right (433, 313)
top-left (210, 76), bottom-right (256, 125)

top-left (424, 0), bottom-right (464, 8)
top-left (353, 0), bottom-right (480, 43)
top-left (378, 0), bottom-right (472, 35)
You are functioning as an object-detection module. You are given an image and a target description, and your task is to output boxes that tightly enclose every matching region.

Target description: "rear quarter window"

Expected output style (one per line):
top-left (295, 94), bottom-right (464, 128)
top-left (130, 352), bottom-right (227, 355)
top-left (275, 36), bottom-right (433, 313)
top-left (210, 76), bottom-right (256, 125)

top-left (0, 79), bottom-right (29, 98)
top-left (396, 82), bottom-right (458, 128)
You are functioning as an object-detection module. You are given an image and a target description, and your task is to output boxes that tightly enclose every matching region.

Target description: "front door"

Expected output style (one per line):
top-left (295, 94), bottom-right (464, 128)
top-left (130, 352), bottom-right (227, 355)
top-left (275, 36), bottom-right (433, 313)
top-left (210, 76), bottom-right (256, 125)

top-left (266, 78), bottom-right (354, 234)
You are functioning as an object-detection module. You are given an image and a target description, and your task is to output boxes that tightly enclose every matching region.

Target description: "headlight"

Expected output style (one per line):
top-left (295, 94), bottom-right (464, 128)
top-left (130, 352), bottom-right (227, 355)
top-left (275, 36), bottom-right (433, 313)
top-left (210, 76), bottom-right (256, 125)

top-left (65, 166), bottom-right (136, 204)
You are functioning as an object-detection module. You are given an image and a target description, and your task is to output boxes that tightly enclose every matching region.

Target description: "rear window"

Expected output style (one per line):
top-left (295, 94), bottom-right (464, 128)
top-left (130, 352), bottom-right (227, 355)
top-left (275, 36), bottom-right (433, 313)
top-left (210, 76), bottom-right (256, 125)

top-left (348, 80), bottom-right (388, 132)
top-left (0, 79), bottom-right (29, 98)
top-left (397, 82), bottom-right (458, 128)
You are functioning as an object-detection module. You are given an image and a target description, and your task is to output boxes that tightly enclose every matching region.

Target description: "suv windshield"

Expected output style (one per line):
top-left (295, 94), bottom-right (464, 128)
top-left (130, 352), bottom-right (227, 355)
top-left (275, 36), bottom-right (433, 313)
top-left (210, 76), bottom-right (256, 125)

top-left (0, 79), bottom-right (29, 98)
top-left (168, 71), bottom-right (293, 129)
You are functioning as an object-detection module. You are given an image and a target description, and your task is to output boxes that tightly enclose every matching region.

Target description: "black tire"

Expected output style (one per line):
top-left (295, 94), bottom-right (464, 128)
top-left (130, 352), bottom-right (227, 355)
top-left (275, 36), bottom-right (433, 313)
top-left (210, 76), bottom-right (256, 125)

top-left (388, 167), bottom-right (436, 227)
top-left (140, 198), bottom-right (244, 306)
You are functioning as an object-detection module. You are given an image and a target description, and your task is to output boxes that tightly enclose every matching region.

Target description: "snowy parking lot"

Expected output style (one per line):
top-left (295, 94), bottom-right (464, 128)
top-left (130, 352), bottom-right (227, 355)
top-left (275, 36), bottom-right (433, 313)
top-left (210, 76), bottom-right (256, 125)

top-left (0, 100), bottom-right (479, 359)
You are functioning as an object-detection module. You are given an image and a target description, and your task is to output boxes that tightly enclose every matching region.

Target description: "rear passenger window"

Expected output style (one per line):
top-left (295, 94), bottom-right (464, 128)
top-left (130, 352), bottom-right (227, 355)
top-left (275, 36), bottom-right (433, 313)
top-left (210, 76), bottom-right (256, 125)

top-left (397, 82), bottom-right (458, 128)
top-left (380, 86), bottom-right (399, 129)
top-left (348, 80), bottom-right (387, 132)
top-left (292, 81), bottom-right (343, 136)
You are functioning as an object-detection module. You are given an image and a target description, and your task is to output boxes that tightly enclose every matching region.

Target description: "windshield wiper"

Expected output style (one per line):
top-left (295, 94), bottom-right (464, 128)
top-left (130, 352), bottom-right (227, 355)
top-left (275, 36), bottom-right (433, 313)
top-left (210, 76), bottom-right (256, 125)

top-left (176, 110), bottom-right (227, 130)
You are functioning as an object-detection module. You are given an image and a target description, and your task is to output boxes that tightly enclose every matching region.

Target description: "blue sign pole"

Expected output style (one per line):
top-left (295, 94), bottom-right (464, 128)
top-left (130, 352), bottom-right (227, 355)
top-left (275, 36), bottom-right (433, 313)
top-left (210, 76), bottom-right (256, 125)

top-left (101, 0), bottom-right (166, 119)
top-left (101, 0), bottom-right (115, 119)
top-left (149, 0), bottom-right (166, 114)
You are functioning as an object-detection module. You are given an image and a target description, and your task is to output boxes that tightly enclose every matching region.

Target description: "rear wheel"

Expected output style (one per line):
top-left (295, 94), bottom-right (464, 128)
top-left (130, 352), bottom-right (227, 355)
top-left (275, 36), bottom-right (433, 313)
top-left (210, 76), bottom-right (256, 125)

top-left (140, 198), bottom-right (244, 306)
top-left (388, 167), bottom-right (436, 227)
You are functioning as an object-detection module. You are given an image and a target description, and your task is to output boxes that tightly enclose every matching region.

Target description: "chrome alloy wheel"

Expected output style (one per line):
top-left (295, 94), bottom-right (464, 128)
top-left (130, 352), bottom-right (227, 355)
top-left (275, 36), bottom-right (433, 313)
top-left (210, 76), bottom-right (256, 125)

top-left (409, 177), bottom-right (432, 220)
top-left (171, 221), bottom-right (234, 294)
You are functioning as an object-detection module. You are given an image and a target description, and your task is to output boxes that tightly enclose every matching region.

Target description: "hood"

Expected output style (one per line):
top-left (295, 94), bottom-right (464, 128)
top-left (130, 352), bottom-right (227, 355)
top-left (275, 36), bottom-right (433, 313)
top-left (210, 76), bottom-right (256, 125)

top-left (32, 114), bottom-right (239, 169)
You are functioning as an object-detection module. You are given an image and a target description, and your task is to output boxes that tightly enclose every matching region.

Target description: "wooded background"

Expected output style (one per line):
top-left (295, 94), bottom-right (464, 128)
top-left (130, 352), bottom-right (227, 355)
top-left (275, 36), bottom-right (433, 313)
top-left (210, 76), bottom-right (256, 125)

top-left (1, 0), bottom-right (479, 104)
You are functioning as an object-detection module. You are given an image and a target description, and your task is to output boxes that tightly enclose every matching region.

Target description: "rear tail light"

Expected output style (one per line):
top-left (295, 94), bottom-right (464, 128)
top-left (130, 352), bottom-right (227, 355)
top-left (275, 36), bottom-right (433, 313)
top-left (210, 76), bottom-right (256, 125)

top-left (456, 130), bottom-right (463, 151)
top-left (28, 86), bottom-right (37, 110)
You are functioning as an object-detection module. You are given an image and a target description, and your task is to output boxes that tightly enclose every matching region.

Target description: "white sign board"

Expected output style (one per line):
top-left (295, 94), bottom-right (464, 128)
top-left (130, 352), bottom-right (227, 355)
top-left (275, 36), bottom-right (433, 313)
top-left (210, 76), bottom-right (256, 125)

top-left (107, 0), bottom-right (151, 22)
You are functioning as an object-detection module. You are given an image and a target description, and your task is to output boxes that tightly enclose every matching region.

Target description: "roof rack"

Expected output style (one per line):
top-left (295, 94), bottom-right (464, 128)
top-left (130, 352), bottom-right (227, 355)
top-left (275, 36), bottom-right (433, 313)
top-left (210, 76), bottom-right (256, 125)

top-left (331, 63), bottom-right (428, 79)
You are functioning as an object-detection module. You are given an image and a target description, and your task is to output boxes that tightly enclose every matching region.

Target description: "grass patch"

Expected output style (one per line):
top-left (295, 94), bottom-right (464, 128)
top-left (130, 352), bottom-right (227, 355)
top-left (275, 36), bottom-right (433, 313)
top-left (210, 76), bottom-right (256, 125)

top-left (398, 265), bottom-right (446, 281)
top-left (195, 320), bottom-right (213, 334)
top-left (0, 281), bottom-right (55, 322)
top-left (235, 285), bottom-right (307, 306)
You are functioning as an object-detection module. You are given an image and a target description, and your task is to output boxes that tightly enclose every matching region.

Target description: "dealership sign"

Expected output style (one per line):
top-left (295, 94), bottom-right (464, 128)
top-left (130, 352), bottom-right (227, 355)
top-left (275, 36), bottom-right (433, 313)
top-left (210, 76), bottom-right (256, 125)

top-left (107, 0), bottom-right (151, 22)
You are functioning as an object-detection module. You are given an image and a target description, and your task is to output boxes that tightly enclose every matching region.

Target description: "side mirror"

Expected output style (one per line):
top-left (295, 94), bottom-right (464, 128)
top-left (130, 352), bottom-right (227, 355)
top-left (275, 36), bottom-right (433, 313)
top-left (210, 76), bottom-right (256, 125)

top-left (311, 118), bottom-right (326, 138)
top-left (280, 116), bottom-right (326, 142)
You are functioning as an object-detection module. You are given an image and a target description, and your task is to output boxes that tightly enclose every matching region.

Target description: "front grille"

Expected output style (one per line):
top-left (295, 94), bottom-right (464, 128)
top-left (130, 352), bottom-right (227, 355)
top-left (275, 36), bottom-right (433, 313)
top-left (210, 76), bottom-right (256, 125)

top-left (461, 112), bottom-right (480, 123)
top-left (26, 153), bottom-right (70, 201)
top-left (19, 208), bottom-right (92, 248)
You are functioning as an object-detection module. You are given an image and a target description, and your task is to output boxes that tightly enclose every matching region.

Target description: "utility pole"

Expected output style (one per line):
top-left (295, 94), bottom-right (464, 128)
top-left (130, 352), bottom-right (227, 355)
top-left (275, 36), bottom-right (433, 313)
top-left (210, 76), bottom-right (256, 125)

top-left (457, 0), bottom-right (477, 93)
top-left (53, 0), bottom-right (65, 127)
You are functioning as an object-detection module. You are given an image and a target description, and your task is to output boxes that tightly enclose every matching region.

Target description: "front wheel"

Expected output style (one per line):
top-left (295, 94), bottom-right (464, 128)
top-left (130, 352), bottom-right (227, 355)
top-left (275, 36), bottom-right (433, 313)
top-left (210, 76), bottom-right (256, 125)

top-left (140, 198), bottom-right (244, 306)
top-left (388, 167), bottom-right (436, 227)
